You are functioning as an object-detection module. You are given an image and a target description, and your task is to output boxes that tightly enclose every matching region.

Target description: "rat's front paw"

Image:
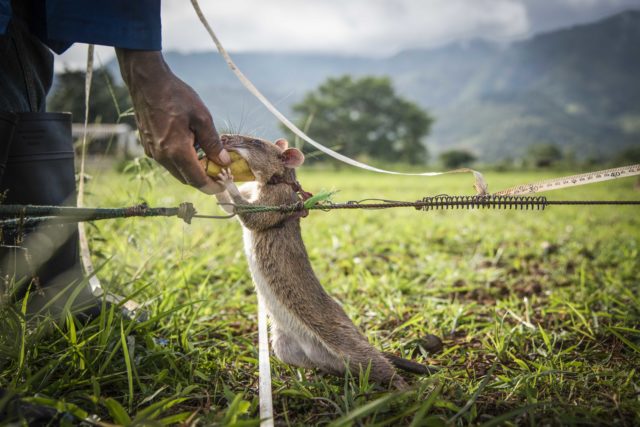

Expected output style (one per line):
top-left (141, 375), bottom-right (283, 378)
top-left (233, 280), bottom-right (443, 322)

top-left (215, 168), bottom-right (235, 188)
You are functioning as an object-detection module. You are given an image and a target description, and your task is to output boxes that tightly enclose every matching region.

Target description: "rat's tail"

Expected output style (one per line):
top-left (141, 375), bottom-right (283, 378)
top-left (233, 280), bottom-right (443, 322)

top-left (383, 353), bottom-right (440, 375)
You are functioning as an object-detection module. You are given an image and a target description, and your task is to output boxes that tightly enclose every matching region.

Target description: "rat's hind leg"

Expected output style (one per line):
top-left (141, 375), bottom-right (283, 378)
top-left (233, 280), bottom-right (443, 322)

top-left (271, 323), bottom-right (349, 376)
top-left (270, 325), bottom-right (314, 369)
top-left (273, 327), bottom-right (408, 388)
top-left (310, 336), bottom-right (409, 388)
top-left (302, 337), bottom-right (347, 375)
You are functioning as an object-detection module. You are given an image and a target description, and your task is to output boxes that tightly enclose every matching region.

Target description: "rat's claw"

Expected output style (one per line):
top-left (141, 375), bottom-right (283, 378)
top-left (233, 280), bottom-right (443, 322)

top-left (215, 168), bottom-right (234, 187)
top-left (224, 168), bottom-right (234, 181)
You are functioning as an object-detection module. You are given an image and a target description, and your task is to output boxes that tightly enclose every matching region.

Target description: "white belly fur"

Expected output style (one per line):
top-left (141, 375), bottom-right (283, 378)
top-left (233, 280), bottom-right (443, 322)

top-left (238, 182), bottom-right (340, 362)
top-left (242, 227), bottom-right (337, 360)
top-left (243, 228), bottom-right (304, 335)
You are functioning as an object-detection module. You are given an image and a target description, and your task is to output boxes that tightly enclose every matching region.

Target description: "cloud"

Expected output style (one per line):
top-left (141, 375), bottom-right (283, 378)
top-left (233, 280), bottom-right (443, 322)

top-left (161, 0), bottom-right (529, 55)
top-left (521, 0), bottom-right (640, 34)
top-left (54, 45), bottom-right (115, 72)
top-left (54, 0), bottom-right (639, 70)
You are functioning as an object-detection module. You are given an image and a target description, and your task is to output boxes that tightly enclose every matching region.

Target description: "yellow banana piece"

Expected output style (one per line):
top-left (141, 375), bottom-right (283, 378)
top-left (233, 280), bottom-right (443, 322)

top-left (200, 151), bottom-right (255, 182)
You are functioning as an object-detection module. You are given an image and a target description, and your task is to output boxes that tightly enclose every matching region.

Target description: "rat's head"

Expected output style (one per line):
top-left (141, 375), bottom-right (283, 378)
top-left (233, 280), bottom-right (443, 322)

top-left (221, 134), bottom-right (304, 183)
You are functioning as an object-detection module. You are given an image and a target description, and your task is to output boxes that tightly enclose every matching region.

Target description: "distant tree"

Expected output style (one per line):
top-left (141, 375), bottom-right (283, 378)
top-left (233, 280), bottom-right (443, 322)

top-left (526, 143), bottom-right (563, 168)
top-left (48, 68), bottom-right (133, 124)
top-left (283, 75), bottom-right (433, 164)
top-left (614, 146), bottom-right (640, 165)
top-left (439, 149), bottom-right (476, 169)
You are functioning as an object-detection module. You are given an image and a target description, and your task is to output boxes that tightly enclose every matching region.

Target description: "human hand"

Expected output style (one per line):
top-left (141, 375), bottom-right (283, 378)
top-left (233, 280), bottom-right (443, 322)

top-left (116, 49), bottom-right (230, 194)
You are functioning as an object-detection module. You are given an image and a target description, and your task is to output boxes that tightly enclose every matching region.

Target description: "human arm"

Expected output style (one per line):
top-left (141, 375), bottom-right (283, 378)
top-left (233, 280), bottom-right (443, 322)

top-left (116, 48), bottom-right (230, 194)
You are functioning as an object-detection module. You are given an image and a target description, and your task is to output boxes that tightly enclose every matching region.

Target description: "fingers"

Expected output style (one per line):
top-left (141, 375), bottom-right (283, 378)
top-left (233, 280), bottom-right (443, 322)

top-left (192, 111), bottom-right (231, 166)
top-left (137, 112), bottom-right (225, 193)
top-left (130, 74), bottom-right (230, 192)
top-left (135, 113), bottom-right (153, 157)
top-left (170, 145), bottom-right (225, 194)
top-left (161, 160), bottom-right (187, 184)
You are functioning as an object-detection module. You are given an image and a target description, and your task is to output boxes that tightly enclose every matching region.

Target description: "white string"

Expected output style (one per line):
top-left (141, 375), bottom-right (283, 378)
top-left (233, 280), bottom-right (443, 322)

top-left (78, 44), bottom-right (102, 296)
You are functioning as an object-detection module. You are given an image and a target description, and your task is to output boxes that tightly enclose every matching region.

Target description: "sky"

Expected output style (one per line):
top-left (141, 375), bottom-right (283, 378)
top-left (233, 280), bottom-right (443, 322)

top-left (56, 0), bottom-right (640, 70)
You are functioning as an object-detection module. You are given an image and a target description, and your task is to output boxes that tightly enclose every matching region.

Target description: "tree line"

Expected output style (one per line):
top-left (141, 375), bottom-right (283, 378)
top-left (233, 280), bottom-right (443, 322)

top-left (50, 69), bottom-right (639, 169)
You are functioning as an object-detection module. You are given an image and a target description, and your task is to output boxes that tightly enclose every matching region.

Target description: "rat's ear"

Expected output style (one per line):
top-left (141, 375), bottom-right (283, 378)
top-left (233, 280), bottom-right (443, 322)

top-left (281, 148), bottom-right (305, 168)
top-left (274, 138), bottom-right (289, 150)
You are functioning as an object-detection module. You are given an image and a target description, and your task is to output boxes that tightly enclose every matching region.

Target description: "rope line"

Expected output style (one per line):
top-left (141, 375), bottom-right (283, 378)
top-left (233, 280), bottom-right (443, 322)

top-left (226, 195), bottom-right (640, 214)
top-left (1, 197), bottom-right (638, 229)
top-left (0, 203), bottom-right (198, 228)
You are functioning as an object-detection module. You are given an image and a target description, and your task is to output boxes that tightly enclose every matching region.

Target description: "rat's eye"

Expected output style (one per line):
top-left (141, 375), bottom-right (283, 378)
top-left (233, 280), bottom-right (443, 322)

top-left (249, 139), bottom-right (261, 145)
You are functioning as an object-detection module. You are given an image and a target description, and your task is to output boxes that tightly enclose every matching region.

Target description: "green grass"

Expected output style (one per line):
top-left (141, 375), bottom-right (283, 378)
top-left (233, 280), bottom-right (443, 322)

top-left (1, 165), bottom-right (640, 425)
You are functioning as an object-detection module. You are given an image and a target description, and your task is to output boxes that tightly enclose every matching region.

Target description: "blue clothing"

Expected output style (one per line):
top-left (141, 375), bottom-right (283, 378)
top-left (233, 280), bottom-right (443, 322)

top-left (0, 1), bottom-right (9, 34)
top-left (0, 0), bottom-right (161, 53)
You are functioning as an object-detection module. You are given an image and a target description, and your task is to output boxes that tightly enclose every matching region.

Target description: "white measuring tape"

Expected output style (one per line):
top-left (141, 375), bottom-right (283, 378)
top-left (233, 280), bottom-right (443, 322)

top-left (494, 163), bottom-right (640, 195)
top-left (257, 297), bottom-right (274, 426)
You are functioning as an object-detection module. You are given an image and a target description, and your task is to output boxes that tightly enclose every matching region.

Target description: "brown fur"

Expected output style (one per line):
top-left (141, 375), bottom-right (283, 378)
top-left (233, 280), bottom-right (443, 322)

top-left (214, 135), bottom-right (410, 388)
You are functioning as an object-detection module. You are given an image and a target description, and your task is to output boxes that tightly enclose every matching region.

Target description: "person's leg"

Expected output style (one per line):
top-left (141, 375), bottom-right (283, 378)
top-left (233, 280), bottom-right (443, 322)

top-left (0, 2), bottom-right (52, 114)
top-left (0, 14), bottom-right (98, 317)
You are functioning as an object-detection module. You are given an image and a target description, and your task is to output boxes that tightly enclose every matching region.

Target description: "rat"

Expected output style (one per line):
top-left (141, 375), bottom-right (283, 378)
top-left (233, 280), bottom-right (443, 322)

top-left (213, 134), bottom-right (432, 389)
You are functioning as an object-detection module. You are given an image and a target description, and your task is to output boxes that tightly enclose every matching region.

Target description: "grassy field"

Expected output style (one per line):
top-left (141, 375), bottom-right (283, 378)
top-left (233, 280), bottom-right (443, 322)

top-left (1, 165), bottom-right (640, 425)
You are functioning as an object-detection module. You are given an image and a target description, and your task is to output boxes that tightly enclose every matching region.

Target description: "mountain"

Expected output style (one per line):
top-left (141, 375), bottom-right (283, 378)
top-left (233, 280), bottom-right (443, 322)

top-left (113, 10), bottom-right (640, 161)
top-left (425, 10), bottom-right (640, 160)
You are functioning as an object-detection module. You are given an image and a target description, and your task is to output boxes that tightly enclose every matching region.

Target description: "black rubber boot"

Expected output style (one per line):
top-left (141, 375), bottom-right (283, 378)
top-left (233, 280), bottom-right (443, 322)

top-left (0, 112), bottom-right (30, 301)
top-left (0, 112), bottom-right (18, 181)
top-left (0, 112), bottom-right (99, 318)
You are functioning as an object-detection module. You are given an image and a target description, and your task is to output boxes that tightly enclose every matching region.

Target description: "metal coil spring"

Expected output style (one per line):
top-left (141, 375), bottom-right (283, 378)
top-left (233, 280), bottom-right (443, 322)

top-left (416, 195), bottom-right (548, 211)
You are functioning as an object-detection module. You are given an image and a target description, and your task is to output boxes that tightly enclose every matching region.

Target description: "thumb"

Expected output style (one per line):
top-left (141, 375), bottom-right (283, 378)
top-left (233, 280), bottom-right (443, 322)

top-left (192, 114), bottom-right (231, 166)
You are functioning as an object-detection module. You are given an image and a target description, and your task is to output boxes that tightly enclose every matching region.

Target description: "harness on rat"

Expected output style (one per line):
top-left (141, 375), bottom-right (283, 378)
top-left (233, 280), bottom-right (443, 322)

top-left (267, 174), bottom-right (313, 200)
top-left (266, 173), bottom-right (314, 219)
